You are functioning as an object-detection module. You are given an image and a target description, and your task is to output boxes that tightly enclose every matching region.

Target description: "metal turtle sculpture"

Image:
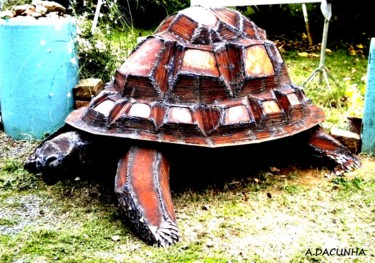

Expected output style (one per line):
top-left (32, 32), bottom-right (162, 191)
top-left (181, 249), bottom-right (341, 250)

top-left (25, 6), bottom-right (361, 246)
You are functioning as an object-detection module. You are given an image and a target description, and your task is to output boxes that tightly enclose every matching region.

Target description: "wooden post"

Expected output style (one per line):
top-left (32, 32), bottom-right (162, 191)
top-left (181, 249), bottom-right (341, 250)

top-left (361, 38), bottom-right (375, 154)
top-left (302, 3), bottom-right (313, 46)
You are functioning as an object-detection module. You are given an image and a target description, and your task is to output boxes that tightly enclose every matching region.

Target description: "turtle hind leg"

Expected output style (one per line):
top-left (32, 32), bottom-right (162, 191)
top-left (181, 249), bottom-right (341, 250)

top-left (115, 145), bottom-right (180, 247)
top-left (307, 125), bottom-right (361, 175)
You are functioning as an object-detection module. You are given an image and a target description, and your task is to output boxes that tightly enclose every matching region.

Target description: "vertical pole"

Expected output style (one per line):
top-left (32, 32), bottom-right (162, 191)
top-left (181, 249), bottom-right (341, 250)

top-left (302, 4), bottom-right (313, 46)
top-left (318, 18), bottom-right (329, 84)
top-left (92, 0), bottom-right (103, 34)
top-left (362, 38), bottom-right (375, 154)
top-left (319, 18), bottom-right (329, 69)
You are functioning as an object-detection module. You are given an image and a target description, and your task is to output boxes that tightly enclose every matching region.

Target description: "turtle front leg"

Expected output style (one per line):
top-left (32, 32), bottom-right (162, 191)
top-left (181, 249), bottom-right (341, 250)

top-left (115, 145), bottom-right (180, 247)
top-left (308, 126), bottom-right (361, 175)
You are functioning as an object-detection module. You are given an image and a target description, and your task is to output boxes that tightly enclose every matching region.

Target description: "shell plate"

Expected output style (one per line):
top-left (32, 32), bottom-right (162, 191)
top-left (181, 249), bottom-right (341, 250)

top-left (66, 6), bottom-right (325, 147)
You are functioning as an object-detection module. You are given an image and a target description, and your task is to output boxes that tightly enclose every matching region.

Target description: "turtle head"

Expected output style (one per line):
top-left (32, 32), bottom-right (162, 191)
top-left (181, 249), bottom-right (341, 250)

top-left (24, 131), bottom-right (91, 185)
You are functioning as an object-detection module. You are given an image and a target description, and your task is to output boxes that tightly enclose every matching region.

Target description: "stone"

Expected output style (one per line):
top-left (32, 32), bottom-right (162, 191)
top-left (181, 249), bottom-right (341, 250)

top-left (34, 5), bottom-right (48, 16)
top-left (32, 1), bottom-right (66, 13)
top-left (13, 4), bottom-right (35, 16)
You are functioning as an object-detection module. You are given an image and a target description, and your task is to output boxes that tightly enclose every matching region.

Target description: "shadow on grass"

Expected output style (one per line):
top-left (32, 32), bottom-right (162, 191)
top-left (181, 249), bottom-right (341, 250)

top-left (46, 128), bottom-right (338, 201)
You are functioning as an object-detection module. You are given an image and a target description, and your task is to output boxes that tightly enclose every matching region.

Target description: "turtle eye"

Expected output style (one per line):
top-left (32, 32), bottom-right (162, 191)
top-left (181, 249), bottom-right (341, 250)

top-left (45, 154), bottom-right (60, 167)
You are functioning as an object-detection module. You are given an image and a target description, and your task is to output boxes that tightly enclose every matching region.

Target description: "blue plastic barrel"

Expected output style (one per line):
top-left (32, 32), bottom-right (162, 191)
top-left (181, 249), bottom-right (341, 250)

top-left (362, 37), bottom-right (375, 153)
top-left (0, 16), bottom-right (79, 140)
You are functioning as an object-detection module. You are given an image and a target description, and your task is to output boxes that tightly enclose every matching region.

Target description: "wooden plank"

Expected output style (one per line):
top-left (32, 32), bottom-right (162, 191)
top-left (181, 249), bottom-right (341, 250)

top-left (361, 38), bottom-right (375, 153)
top-left (190, 0), bottom-right (322, 7)
top-left (330, 128), bottom-right (361, 154)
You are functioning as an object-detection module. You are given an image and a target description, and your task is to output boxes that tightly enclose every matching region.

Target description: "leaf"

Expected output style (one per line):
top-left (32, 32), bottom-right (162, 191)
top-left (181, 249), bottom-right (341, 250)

top-left (325, 48), bottom-right (332, 55)
top-left (308, 53), bottom-right (320, 58)
top-left (348, 45), bottom-right (356, 56)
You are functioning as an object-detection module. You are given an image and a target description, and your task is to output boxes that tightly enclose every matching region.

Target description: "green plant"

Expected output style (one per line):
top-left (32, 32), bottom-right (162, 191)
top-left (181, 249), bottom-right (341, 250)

top-left (1, 159), bottom-right (21, 173)
top-left (1, 0), bottom-right (30, 10)
top-left (346, 83), bottom-right (365, 118)
top-left (332, 176), bottom-right (363, 192)
top-left (0, 160), bottom-right (40, 191)
top-left (284, 184), bottom-right (301, 195)
top-left (283, 49), bottom-right (367, 129)
top-left (72, 0), bottom-right (138, 82)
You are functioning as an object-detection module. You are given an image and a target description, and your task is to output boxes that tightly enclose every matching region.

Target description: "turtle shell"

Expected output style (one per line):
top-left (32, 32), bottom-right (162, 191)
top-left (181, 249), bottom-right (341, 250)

top-left (66, 6), bottom-right (324, 147)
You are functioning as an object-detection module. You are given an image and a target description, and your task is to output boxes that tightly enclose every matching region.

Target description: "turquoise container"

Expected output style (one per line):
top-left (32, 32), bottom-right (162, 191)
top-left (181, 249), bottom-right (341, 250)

top-left (0, 16), bottom-right (79, 140)
top-left (362, 37), bottom-right (375, 153)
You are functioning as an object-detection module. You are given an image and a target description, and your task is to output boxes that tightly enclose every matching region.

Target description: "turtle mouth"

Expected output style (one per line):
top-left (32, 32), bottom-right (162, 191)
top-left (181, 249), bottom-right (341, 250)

top-left (40, 171), bottom-right (62, 186)
top-left (24, 151), bottom-right (65, 185)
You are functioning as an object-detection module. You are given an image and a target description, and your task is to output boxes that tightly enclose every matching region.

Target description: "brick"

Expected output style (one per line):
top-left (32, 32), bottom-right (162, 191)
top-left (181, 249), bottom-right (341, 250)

top-left (73, 78), bottom-right (104, 100)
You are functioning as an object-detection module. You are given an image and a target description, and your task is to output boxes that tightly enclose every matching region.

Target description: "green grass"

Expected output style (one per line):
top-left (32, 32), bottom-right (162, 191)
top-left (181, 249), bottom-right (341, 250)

top-left (1, 153), bottom-right (375, 262)
top-left (283, 49), bottom-right (368, 130)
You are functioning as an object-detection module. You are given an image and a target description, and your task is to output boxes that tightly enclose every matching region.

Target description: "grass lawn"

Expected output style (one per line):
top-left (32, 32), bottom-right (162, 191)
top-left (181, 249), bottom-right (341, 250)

top-left (1, 132), bottom-right (375, 263)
